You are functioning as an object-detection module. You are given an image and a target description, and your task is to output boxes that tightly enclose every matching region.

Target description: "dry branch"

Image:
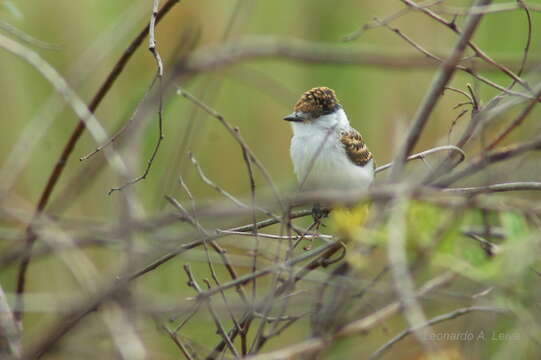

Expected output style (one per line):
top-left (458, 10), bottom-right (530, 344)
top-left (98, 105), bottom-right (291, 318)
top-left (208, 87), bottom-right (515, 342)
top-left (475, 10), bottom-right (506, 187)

top-left (10, 0), bottom-right (182, 324)
top-left (245, 273), bottom-right (455, 360)
top-left (176, 36), bottom-right (537, 75)
top-left (390, 0), bottom-right (492, 181)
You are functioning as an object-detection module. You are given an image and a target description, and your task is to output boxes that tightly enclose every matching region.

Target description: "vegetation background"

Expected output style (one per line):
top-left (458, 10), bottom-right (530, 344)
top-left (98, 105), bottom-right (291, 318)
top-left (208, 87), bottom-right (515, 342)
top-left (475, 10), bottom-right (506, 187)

top-left (1, 0), bottom-right (541, 359)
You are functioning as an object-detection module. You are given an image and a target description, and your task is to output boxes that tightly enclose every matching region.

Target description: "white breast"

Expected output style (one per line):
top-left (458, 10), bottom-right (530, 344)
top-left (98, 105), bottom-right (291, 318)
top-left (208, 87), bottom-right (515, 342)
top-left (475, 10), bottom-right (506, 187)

top-left (290, 125), bottom-right (374, 191)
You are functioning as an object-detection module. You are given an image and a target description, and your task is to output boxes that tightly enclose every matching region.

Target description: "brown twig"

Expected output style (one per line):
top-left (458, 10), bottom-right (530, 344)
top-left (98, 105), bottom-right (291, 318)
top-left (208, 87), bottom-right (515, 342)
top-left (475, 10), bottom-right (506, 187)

top-left (389, 0), bottom-right (492, 181)
top-left (189, 153), bottom-right (251, 209)
top-left (176, 87), bottom-right (284, 210)
top-left (205, 241), bottom-right (343, 359)
top-left (108, 0), bottom-right (168, 194)
top-left (434, 2), bottom-right (541, 16)
top-left (342, 0), bottom-right (448, 42)
top-left (192, 242), bottom-right (337, 302)
top-left (108, 75), bottom-right (165, 195)
top-left (12, 0), bottom-right (181, 323)
top-left (236, 131), bottom-right (261, 305)
top-left (400, 0), bottom-right (532, 93)
top-left (434, 135), bottom-right (541, 187)
top-left (485, 87), bottom-right (541, 151)
top-left (377, 17), bottom-right (529, 99)
top-left (183, 265), bottom-right (240, 358)
top-left (245, 272), bottom-right (456, 360)
top-left (167, 193), bottom-right (247, 332)
top-left (79, 77), bottom-right (158, 161)
top-left (162, 325), bottom-right (195, 360)
top-left (444, 182), bottom-right (541, 194)
top-left (369, 306), bottom-right (509, 359)
top-left (178, 36), bottom-right (536, 74)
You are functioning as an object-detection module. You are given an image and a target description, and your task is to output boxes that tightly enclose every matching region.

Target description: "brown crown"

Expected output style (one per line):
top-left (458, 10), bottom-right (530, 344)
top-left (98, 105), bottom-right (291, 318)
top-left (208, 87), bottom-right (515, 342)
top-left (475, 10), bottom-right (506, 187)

top-left (293, 87), bottom-right (340, 117)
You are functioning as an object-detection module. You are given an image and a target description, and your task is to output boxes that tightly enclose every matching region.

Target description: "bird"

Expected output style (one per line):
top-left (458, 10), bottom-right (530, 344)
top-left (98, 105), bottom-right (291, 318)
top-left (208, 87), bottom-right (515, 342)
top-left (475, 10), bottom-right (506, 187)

top-left (283, 87), bottom-right (375, 220)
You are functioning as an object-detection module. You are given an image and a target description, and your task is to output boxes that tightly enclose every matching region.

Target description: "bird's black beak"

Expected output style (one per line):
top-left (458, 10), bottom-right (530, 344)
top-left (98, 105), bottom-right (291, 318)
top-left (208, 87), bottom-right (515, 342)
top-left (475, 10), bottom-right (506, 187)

top-left (283, 112), bottom-right (303, 122)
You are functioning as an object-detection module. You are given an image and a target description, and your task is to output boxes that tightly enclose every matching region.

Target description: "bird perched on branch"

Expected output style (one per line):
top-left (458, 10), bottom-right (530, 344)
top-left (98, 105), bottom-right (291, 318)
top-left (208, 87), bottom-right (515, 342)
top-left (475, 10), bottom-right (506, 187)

top-left (284, 87), bottom-right (375, 221)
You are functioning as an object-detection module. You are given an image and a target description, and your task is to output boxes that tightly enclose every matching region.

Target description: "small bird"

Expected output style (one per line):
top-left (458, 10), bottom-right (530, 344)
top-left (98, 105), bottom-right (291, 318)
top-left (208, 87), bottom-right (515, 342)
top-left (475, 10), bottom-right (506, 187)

top-left (284, 87), bottom-right (375, 219)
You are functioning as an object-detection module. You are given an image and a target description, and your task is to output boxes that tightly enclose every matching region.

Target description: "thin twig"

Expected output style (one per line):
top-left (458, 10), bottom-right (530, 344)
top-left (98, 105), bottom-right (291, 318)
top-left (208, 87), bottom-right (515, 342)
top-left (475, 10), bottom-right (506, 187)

top-left (183, 265), bottom-right (240, 358)
top-left (189, 153), bottom-right (250, 209)
top-left (444, 182), bottom-right (541, 194)
top-left (0, 32), bottom-right (134, 323)
top-left (375, 145), bottom-right (465, 173)
top-left (0, 20), bottom-right (60, 50)
top-left (79, 77), bottom-right (159, 161)
top-left (178, 36), bottom-right (536, 74)
top-left (369, 306), bottom-right (509, 359)
top-left (435, 2), bottom-right (541, 16)
top-left (217, 229), bottom-right (332, 241)
top-left (378, 18), bottom-right (530, 100)
top-left (162, 325), bottom-right (195, 360)
top-left (342, 0), bottom-right (448, 42)
top-left (434, 135), bottom-right (541, 187)
top-left (245, 272), bottom-right (456, 360)
top-left (149, 0), bottom-right (164, 77)
top-left (401, 0), bottom-right (532, 93)
top-left (108, 75), bottom-right (165, 195)
top-left (389, 0), bottom-right (492, 181)
top-left (237, 135), bottom-right (261, 304)
top-left (485, 87), bottom-right (541, 151)
top-left (0, 283), bottom-right (21, 358)
top-left (166, 194), bottom-right (250, 306)
top-left (206, 241), bottom-right (344, 359)
top-left (108, 0), bottom-right (167, 194)
top-left (10, 0), bottom-right (181, 323)
top-left (298, 125), bottom-right (338, 190)
top-left (191, 242), bottom-right (337, 301)
top-left (177, 87), bottom-right (284, 211)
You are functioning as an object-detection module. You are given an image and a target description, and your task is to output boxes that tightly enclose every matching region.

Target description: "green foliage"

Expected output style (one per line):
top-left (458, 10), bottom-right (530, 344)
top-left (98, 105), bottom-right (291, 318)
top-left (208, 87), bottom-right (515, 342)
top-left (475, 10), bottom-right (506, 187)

top-left (436, 211), bottom-right (539, 288)
top-left (330, 201), bottom-right (463, 268)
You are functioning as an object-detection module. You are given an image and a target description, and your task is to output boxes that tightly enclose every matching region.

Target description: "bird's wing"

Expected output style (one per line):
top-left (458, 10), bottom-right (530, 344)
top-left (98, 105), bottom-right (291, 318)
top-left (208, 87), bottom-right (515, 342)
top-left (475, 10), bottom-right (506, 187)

top-left (340, 128), bottom-right (374, 167)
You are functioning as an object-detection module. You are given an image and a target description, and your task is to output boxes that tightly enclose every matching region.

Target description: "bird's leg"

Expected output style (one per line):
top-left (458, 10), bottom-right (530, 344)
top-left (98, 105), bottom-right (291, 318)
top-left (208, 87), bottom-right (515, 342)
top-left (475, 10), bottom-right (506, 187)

top-left (312, 203), bottom-right (330, 228)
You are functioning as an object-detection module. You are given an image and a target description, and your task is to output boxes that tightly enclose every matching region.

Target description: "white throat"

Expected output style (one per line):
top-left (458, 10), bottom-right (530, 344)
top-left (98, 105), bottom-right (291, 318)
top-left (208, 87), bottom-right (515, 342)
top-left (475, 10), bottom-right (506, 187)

top-left (290, 108), bottom-right (350, 136)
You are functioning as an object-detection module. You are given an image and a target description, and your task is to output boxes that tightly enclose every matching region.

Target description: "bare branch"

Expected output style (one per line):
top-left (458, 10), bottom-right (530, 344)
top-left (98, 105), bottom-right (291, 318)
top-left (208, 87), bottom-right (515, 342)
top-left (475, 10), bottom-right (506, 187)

top-left (178, 36), bottom-right (535, 74)
top-left (485, 87), bottom-right (541, 151)
top-left (245, 272), bottom-right (456, 360)
top-left (401, 0), bottom-right (532, 92)
top-left (434, 135), bottom-right (541, 187)
top-left (375, 145), bottom-right (465, 173)
top-left (183, 265), bottom-right (239, 358)
top-left (192, 242), bottom-right (338, 302)
top-left (435, 2), bottom-right (541, 16)
top-left (0, 20), bottom-right (60, 50)
top-left (148, 0), bottom-right (164, 77)
top-left (0, 283), bottom-right (21, 358)
top-left (444, 182), bottom-right (541, 194)
top-left (177, 87), bottom-right (284, 210)
top-left (8, 0), bottom-right (181, 324)
top-left (369, 306), bottom-right (509, 359)
top-left (389, 0), bottom-right (492, 181)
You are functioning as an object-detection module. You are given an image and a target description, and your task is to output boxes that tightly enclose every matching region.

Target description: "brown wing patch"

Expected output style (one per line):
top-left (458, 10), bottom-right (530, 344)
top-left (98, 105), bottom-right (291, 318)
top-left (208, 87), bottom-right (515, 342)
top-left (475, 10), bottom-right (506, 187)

top-left (340, 129), bottom-right (373, 167)
top-left (294, 87), bottom-right (340, 117)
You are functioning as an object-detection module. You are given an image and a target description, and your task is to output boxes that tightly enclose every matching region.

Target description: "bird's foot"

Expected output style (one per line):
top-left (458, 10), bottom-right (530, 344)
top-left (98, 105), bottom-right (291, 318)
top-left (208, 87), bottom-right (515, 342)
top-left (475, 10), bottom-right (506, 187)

top-left (312, 204), bottom-right (330, 228)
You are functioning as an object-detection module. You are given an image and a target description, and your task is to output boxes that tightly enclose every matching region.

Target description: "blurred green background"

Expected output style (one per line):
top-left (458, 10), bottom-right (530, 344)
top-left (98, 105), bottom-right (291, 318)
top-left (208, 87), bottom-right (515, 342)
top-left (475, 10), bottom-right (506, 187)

top-left (1, 0), bottom-right (541, 358)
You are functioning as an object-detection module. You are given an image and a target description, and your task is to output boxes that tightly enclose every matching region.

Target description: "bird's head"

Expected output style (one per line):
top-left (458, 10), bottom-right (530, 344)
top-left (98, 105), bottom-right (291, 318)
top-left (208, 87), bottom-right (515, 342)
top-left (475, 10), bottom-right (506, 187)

top-left (283, 87), bottom-right (348, 130)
